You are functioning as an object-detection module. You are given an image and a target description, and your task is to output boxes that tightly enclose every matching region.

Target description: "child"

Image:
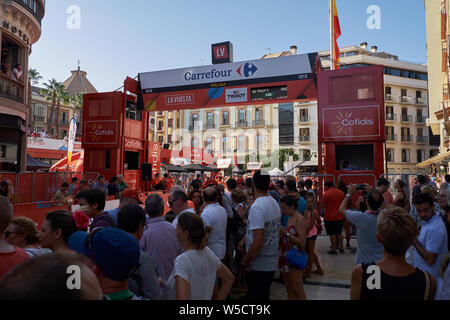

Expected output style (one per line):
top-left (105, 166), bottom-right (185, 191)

top-left (304, 194), bottom-right (324, 277)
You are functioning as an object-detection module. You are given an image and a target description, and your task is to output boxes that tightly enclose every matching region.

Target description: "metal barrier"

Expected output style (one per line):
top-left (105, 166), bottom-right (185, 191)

top-left (379, 173), bottom-right (420, 205)
top-left (338, 174), bottom-right (378, 188)
top-left (0, 171), bottom-right (100, 204)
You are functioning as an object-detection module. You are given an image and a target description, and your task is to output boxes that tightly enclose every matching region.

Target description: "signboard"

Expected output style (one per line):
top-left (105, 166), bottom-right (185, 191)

top-left (139, 53), bottom-right (319, 111)
top-left (217, 158), bottom-right (232, 169)
top-left (322, 105), bottom-right (381, 139)
top-left (212, 41), bottom-right (233, 64)
top-left (247, 162), bottom-right (263, 170)
top-left (148, 142), bottom-right (161, 176)
top-left (83, 120), bottom-right (119, 146)
top-left (125, 138), bottom-right (144, 150)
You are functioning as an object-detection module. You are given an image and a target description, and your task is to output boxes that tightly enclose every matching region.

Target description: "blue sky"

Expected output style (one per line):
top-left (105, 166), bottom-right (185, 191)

top-left (29, 0), bottom-right (427, 92)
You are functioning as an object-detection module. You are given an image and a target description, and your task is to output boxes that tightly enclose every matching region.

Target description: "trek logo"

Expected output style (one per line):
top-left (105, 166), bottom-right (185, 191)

top-left (165, 94), bottom-right (195, 106)
top-left (332, 112), bottom-right (374, 135)
top-left (236, 63), bottom-right (258, 78)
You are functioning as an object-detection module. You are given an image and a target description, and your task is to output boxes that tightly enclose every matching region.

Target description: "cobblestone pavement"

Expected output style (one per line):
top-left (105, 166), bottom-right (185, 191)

top-left (231, 234), bottom-right (357, 300)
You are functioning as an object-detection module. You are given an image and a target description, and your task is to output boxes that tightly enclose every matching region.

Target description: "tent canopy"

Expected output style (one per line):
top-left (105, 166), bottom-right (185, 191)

top-left (416, 150), bottom-right (450, 168)
top-left (26, 154), bottom-right (51, 171)
top-left (161, 162), bottom-right (187, 173)
top-left (269, 167), bottom-right (284, 176)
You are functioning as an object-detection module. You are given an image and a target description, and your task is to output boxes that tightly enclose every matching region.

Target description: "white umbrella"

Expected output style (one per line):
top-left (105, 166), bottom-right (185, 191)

top-left (269, 167), bottom-right (284, 177)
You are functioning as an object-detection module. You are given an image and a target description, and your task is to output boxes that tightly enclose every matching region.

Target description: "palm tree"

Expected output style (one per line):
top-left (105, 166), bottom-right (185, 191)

top-left (55, 83), bottom-right (69, 137)
top-left (40, 79), bottom-right (59, 136)
top-left (28, 68), bottom-right (43, 85)
top-left (27, 69), bottom-right (42, 132)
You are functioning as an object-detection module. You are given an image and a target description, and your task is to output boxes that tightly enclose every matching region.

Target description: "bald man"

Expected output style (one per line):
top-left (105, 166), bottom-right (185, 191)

top-left (201, 187), bottom-right (228, 260)
top-left (0, 196), bottom-right (29, 280)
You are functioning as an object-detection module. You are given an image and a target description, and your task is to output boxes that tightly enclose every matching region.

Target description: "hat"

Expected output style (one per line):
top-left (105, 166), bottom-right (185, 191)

top-left (121, 189), bottom-right (143, 204)
top-left (68, 228), bottom-right (140, 281)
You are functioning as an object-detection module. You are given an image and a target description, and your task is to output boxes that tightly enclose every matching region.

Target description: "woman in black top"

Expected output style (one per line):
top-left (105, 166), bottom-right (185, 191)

top-left (351, 207), bottom-right (437, 300)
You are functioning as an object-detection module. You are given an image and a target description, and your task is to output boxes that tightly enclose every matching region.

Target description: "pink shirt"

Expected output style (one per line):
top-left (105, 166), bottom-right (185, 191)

top-left (305, 209), bottom-right (318, 238)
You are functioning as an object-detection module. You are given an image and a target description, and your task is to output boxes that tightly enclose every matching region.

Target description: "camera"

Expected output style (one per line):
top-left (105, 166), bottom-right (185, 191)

top-left (356, 184), bottom-right (367, 191)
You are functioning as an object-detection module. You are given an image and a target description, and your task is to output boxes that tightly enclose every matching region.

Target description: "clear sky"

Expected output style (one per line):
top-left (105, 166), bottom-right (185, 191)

top-left (29, 0), bottom-right (427, 92)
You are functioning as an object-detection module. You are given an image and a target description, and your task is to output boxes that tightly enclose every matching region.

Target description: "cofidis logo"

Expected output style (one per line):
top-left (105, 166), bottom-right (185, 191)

top-left (331, 111), bottom-right (374, 135)
top-left (184, 63), bottom-right (258, 81)
top-left (84, 121), bottom-right (117, 144)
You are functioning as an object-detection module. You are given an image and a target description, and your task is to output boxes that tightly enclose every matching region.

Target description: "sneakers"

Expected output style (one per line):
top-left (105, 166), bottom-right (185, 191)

top-left (327, 250), bottom-right (338, 255)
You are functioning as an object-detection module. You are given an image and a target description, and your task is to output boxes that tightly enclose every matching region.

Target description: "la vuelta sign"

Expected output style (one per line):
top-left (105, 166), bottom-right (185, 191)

top-left (322, 105), bottom-right (381, 139)
top-left (83, 121), bottom-right (118, 145)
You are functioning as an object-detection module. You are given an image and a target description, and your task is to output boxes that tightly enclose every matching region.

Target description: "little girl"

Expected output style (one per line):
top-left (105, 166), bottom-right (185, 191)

top-left (304, 194), bottom-right (323, 277)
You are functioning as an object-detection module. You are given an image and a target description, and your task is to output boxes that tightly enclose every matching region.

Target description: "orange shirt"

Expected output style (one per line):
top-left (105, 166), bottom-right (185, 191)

top-left (322, 187), bottom-right (346, 221)
top-left (165, 178), bottom-right (174, 191)
top-left (0, 246), bottom-right (29, 281)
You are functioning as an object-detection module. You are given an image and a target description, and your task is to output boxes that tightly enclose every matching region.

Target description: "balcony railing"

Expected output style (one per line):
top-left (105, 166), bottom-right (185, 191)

top-left (253, 119), bottom-right (264, 126)
top-left (12, 0), bottom-right (45, 25)
top-left (235, 121), bottom-right (248, 127)
top-left (385, 94), bottom-right (398, 102)
top-left (401, 96), bottom-right (414, 104)
top-left (386, 134), bottom-right (397, 141)
top-left (33, 115), bottom-right (45, 122)
top-left (415, 97), bottom-right (427, 105)
top-left (401, 135), bottom-right (413, 142)
top-left (299, 136), bottom-right (310, 143)
top-left (401, 115), bottom-right (413, 122)
top-left (416, 136), bottom-right (428, 143)
top-left (189, 123), bottom-right (202, 131)
top-left (204, 123), bottom-right (215, 130)
top-left (299, 115), bottom-right (310, 123)
top-left (385, 113), bottom-right (397, 121)
top-left (0, 75), bottom-right (24, 104)
top-left (416, 116), bottom-right (427, 124)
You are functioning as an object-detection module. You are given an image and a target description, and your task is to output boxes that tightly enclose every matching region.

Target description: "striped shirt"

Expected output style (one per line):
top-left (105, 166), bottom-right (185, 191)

top-left (139, 216), bottom-right (184, 281)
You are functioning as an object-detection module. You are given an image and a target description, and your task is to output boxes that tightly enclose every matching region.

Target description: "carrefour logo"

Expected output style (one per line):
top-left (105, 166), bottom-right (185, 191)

top-left (184, 63), bottom-right (258, 82)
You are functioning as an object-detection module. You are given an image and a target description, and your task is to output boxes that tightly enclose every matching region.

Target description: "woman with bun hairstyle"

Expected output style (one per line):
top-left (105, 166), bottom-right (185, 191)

top-left (168, 212), bottom-right (235, 300)
top-left (37, 211), bottom-right (79, 254)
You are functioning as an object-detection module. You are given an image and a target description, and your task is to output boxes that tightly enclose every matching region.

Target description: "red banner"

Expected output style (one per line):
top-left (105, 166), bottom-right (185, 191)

top-left (322, 105), bottom-right (381, 139)
top-left (148, 142), bottom-right (161, 177)
top-left (83, 120), bottom-right (119, 146)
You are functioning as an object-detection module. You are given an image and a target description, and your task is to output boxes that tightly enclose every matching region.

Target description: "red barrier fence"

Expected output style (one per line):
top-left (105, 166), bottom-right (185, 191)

top-left (12, 202), bottom-right (69, 228)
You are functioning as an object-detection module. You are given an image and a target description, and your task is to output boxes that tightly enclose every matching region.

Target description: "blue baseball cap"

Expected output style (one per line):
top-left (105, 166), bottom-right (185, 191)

top-left (68, 228), bottom-right (140, 281)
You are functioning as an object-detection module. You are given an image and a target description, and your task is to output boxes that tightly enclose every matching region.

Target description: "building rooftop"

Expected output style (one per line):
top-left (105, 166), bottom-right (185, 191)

top-left (62, 67), bottom-right (97, 97)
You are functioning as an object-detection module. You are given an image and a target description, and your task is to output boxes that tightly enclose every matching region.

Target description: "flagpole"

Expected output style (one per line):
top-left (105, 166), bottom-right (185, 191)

top-left (330, 0), bottom-right (335, 71)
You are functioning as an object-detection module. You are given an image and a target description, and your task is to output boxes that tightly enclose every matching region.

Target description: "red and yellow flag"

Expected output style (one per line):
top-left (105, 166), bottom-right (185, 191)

top-left (330, 0), bottom-right (341, 69)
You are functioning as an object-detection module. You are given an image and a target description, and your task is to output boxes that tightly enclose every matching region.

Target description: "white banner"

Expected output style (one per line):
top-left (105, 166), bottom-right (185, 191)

top-left (67, 119), bottom-right (77, 165)
top-left (226, 88), bottom-right (248, 103)
top-left (139, 53), bottom-right (315, 90)
top-left (217, 158), bottom-right (232, 169)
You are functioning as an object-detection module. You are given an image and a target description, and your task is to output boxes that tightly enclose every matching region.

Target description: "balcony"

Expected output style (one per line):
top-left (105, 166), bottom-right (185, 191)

top-left (385, 94), bottom-right (398, 103)
top-left (401, 115), bottom-right (413, 122)
top-left (401, 96), bottom-right (414, 104)
top-left (235, 121), bottom-right (248, 128)
top-left (12, 0), bottom-right (45, 25)
top-left (416, 136), bottom-right (428, 143)
top-left (386, 134), bottom-right (397, 142)
top-left (189, 123), bottom-right (202, 131)
top-left (401, 135), bottom-right (413, 142)
top-left (204, 123), bottom-right (216, 130)
top-left (385, 113), bottom-right (397, 121)
top-left (299, 115), bottom-right (310, 123)
top-left (33, 115), bottom-right (45, 123)
top-left (253, 119), bottom-right (265, 126)
top-left (416, 116), bottom-right (427, 124)
top-left (415, 97), bottom-right (427, 105)
top-left (0, 75), bottom-right (24, 104)
top-left (299, 136), bottom-right (310, 143)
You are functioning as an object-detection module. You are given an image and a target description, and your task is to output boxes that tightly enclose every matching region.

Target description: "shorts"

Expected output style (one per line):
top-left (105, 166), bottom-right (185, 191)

top-left (307, 235), bottom-right (318, 241)
top-left (324, 220), bottom-right (344, 236)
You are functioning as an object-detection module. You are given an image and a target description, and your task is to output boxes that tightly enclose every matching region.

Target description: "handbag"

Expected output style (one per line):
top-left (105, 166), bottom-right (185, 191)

top-left (285, 236), bottom-right (308, 270)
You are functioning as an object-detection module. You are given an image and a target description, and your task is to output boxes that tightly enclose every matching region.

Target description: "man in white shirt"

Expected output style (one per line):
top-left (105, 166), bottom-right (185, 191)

top-left (170, 190), bottom-right (195, 227)
top-left (12, 64), bottom-right (22, 83)
top-left (201, 187), bottom-right (228, 260)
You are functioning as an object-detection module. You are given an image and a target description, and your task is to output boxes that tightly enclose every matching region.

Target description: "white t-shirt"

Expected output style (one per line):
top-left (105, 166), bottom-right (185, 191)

top-left (12, 68), bottom-right (22, 82)
top-left (246, 195), bottom-right (281, 271)
top-left (167, 247), bottom-right (221, 300)
top-left (201, 203), bottom-right (228, 260)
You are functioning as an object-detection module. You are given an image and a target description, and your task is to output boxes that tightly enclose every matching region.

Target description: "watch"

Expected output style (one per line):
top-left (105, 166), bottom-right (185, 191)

top-left (346, 193), bottom-right (352, 198)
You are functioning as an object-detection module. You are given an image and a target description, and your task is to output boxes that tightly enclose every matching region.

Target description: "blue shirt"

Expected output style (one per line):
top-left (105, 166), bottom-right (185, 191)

top-left (345, 210), bottom-right (384, 265)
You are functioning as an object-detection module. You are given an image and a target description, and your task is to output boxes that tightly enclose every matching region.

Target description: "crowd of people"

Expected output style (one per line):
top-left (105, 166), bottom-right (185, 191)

top-left (0, 171), bottom-right (449, 300)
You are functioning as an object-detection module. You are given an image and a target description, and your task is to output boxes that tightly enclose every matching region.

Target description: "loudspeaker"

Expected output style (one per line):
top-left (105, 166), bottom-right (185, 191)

top-left (141, 163), bottom-right (152, 181)
top-left (163, 144), bottom-right (170, 150)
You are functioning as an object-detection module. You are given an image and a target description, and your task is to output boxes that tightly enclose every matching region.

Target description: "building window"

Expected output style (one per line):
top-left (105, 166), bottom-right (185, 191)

top-left (256, 135), bottom-right (262, 151)
top-left (238, 109), bottom-right (246, 124)
top-left (386, 149), bottom-right (394, 162)
top-left (191, 137), bottom-right (199, 148)
top-left (238, 136), bottom-right (245, 151)
top-left (279, 103), bottom-right (294, 145)
top-left (255, 107), bottom-right (263, 125)
top-left (401, 149), bottom-right (410, 163)
top-left (222, 110), bottom-right (229, 125)
top-left (205, 137), bottom-right (214, 152)
top-left (222, 137), bottom-right (228, 152)
top-left (444, 84), bottom-right (448, 97)
top-left (299, 109), bottom-right (309, 122)
top-left (417, 150), bottom-right (423, 163)
top-left (206, 112), bottom-right (214, 129)
top-left (158, 136), bottom-right (163, 144)
top-left (167, 135), bottom-right (172, 143)
top-left (385, 87), bottom-right (391, 95)
top-left (158, 121), bottom-right (163, 130)
top-left (168, 119), bottom-right (173, 127)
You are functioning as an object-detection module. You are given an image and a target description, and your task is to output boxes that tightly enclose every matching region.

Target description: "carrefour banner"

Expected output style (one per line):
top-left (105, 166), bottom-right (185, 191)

top-left (139, 53), bottom-right (319, 111)
top-left (67, 118), bottom-right (77, 165)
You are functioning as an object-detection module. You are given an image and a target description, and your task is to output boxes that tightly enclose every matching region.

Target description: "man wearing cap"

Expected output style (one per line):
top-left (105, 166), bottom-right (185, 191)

top-left (68, 227), bottom-right (144, 300)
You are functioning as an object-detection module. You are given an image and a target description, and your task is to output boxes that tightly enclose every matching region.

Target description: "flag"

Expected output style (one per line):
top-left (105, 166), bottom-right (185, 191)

top-left (67, 118), bottom-right (77, 166)
top-left (330, 0), bottom-right (341, 69)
